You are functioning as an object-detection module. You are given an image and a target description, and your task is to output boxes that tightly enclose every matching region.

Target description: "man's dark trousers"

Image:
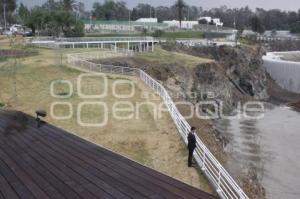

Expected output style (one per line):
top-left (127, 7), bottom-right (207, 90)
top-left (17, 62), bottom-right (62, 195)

top-left (188, 147), bottom-right (195, 167)
top-left (187, 132), bottom-right (196, 167)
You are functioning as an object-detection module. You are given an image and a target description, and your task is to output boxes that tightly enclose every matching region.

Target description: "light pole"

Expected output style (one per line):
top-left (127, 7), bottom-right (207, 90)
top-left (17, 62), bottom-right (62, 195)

top-left (129, 9), bottom-right (131, 33)
top-left (3, 0), bottom-right (7, 31)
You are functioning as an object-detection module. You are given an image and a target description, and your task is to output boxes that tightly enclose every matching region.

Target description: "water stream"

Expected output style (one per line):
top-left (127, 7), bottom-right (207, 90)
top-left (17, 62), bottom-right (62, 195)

top-left (213, 104), bottom-right (300, 199)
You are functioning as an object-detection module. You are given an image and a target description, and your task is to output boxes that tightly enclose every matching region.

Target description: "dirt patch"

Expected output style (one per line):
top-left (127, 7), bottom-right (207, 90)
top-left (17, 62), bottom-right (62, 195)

top-left (288, 101), bottom-right (300, 112)
top-left (0, 49), bottom-right (37, 58)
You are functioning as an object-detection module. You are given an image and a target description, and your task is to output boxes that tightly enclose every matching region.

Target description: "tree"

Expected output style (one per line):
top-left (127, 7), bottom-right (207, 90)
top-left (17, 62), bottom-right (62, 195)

top-left (250, 15), bottom-right (265, 35)
top-left (25, 7), bottom-right (46, 35)
top-left (18, 3), bottom-right (30, 24)
top-left (22, 1), bottom-right (84, 37)
top-left (42, 0), bottom-right (61, 11)
top-left (174, 0), bottom-right (186, 28)
top-left (92, 0), bottom-right (128, 20)
top-left (0, 0), bottom-right (17, 28)
top-left (290, 22), bottom-right (300, 33)
top-left (131, 3), bottom-right (154, 20)
top-left (62, 0), bottom-right (77, 12)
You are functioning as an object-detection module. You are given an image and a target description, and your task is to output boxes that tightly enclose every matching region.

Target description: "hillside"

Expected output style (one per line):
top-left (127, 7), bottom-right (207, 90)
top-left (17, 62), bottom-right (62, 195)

top-left (96, 44), bottom-right (268, 198)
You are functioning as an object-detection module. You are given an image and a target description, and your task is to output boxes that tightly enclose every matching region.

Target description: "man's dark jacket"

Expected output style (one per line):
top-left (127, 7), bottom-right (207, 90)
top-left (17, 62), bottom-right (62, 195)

top-left (187, 132), bottom-right (196, 150)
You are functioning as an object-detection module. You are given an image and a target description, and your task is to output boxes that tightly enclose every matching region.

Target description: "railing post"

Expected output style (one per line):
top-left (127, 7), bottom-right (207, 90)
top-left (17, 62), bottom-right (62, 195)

top-left (202, 148), bottom-right (206, 171)
top-left (217, 164), bottom-right (222, 193)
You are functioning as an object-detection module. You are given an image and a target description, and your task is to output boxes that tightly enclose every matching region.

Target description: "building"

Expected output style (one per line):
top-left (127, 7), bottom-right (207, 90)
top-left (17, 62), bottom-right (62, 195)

top-left (84, 18), bottom-right (167, 33)
top-left (162, 20), bottom-right (199, 29)
top-left (199, 17), bottom-right (223, 27)
top-left (135, 18), bottom-right (158, 23)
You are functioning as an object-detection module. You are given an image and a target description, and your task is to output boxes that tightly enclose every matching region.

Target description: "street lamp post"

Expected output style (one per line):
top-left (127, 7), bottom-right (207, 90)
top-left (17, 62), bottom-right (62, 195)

top-left (3, 0), bottom-right (7, 31)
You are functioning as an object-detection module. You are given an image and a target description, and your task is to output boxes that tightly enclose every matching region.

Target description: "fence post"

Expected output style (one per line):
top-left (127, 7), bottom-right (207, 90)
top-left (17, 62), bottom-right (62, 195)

top-left (217, 163), bottom-right (222, 194)
top-left (202, 148), bottom-right (206, 171)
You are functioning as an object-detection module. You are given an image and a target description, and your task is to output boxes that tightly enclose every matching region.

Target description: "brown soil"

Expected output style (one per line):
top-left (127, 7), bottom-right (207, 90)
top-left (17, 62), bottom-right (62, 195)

top-left (0, 49), bottom-right (36, 58)
top-left (288, 101), bottom-right (300, 112)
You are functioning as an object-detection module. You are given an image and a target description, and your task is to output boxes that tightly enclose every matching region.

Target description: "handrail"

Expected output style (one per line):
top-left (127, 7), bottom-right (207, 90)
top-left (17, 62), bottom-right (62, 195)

top-left (66, 50), bottom-right (249, 199)
top-left (31, 36), bottom-right (157, 43)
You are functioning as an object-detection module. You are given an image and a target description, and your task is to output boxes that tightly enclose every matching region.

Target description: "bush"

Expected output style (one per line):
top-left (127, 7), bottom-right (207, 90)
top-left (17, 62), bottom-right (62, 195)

top-left (152, 30), bottom-right (164, 38)
top-left (64, 21), bottom-right (85, 37)
top-left (290, 22), bottom-right (300, 33)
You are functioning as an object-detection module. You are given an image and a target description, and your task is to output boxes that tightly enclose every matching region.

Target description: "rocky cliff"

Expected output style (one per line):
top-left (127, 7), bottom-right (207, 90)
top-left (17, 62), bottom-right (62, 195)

top-left (161, 43), bottom-right (269, 112)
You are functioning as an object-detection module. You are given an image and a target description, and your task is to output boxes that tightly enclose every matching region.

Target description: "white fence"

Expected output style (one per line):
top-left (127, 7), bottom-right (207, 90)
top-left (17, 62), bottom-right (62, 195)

top-left (263, 52), bottom-right (300, 93)
top-left (67, 50), bottom-right (249, 199)
top-left (28, 36), bottom-right (158, 50)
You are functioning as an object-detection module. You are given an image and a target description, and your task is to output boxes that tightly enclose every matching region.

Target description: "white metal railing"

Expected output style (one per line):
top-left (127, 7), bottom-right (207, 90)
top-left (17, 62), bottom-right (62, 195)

top-left (31, 36), bottom-right (157, 43)
top-left (66, 50), bottom-right (249, 199)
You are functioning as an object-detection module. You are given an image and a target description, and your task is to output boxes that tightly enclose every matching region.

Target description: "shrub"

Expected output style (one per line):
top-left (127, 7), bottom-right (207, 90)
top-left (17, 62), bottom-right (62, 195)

top-left (152, 30), bottom-right (164, 38)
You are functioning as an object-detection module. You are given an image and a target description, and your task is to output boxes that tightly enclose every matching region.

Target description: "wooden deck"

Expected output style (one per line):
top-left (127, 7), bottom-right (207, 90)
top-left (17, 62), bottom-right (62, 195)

top-left (0, 110), bottom-right (217, 199)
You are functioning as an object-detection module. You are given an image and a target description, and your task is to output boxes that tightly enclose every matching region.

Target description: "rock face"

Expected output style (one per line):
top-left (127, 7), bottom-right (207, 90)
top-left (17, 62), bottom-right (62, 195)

top-left (161, 43), bottom-right (269, 112)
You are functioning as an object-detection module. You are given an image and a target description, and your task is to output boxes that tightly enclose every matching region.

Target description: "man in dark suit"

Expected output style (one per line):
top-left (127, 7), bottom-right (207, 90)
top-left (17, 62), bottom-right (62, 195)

top-left (187, 126), bottom-right (197, 167)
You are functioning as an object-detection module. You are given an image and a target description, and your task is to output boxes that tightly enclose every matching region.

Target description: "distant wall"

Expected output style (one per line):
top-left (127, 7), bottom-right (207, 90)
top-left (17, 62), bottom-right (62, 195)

top-left (263, 52), bottom-right (300, 93)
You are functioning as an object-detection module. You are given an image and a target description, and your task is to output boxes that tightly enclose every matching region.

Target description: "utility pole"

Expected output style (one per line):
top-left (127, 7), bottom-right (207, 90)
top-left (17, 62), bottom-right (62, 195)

top-left (233, 16), bottom-right (236, 29)
top-left (3, 0), bottom-right (7, 31)
top-left (129, 10), bottom-right (131, 33)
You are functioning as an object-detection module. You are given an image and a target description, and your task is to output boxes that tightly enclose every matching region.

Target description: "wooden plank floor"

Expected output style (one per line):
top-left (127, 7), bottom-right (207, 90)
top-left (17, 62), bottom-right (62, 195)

top-left (0, 110), bottom-right (217, 199)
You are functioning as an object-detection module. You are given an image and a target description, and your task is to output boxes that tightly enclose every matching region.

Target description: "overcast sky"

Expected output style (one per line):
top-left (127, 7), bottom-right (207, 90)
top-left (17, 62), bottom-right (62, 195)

top-left (20, 0), bottom-right (300, 11)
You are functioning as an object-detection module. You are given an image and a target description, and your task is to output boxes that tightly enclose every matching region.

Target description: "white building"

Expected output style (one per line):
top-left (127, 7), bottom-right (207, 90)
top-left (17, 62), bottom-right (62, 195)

top-left (162, 20), bottom-right (199, 29)
top-left (84, 19), bottom-right (167, 33)
top-left (198, 17), bottom-right (223, 27)
top-left (135, 18), bottom-right (158, 23)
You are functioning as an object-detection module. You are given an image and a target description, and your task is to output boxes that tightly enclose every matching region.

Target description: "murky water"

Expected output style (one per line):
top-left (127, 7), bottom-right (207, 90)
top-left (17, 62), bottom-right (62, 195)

top-left (213, 104), bottom-right (300, 199)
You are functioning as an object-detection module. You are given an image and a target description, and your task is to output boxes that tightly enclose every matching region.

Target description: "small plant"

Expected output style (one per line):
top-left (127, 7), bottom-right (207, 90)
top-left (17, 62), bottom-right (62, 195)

top-left (0, 57), bottom-right (8, 62)
top-left (0, 102), bottom-right (5, 108)
top-left (152, 30), bottom-right (164, 38)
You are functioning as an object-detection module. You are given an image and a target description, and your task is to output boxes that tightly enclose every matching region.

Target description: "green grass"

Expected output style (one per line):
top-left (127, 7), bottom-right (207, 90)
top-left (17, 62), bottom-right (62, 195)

top-left (0, 57), bottom-right (8, 62)
top-left (159, 31), bottom-right (205, 39)
top-left (137, 47), bottom-right (213, 67)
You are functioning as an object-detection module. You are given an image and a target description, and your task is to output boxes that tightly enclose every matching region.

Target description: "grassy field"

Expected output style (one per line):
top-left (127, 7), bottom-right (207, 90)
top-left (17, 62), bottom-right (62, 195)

top-left (137, 46), bottom-right (213, 67)
top-left (0, 38), bottom-right (213, 193)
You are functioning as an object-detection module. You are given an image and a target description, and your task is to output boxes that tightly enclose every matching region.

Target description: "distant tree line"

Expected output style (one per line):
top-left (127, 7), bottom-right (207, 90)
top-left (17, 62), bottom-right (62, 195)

top-left (1, 0), bottom-right (300, 36)
top-left (1, 0), bottom-right (85, 37)
top-left (92, 1), bottom-right (300, 33)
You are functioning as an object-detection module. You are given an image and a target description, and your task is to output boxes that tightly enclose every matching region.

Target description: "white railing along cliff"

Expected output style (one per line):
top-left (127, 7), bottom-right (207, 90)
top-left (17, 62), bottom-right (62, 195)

top-left (67, 50), bottom-right (249, 199)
